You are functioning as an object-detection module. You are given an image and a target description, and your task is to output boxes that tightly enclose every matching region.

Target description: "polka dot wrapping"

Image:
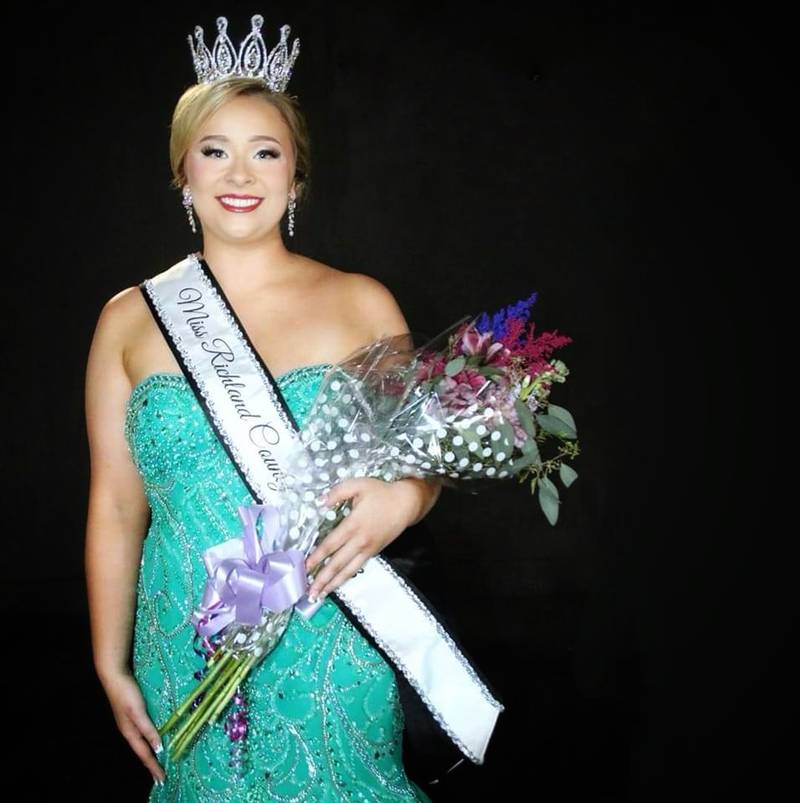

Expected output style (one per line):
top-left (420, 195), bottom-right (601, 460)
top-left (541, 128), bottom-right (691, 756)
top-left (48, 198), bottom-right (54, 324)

top-left (278, 343), bottom-right (533, 546)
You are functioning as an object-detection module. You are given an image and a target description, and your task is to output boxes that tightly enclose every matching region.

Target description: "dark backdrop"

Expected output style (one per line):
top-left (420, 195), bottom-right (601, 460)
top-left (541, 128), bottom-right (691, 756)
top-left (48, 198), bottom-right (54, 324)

top-left (10, 2), bottom-right (787, 800)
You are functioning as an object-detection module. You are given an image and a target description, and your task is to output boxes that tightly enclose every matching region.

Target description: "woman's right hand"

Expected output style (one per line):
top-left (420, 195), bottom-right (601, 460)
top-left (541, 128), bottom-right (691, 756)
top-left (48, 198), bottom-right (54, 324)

top-left (101, 669), bottom-right (166, 786)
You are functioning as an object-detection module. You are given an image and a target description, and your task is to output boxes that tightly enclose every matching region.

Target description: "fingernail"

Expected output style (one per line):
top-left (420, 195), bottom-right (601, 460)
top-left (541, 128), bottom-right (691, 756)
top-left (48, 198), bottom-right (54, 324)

top-left (154, 742), bottom-right (163, 755)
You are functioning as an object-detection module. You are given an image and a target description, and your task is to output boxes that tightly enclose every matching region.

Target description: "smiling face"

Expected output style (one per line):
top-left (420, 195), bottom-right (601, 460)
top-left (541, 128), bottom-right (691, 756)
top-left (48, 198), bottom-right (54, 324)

top-left (183, 94), bottom-right (297, 244)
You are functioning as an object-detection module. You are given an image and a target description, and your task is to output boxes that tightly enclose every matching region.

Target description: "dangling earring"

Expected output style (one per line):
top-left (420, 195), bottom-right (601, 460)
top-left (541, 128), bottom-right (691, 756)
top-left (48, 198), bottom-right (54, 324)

top-left (287, 188), bottom-right (296, 237)
top-left (182, 185), bottom-right (197, 233)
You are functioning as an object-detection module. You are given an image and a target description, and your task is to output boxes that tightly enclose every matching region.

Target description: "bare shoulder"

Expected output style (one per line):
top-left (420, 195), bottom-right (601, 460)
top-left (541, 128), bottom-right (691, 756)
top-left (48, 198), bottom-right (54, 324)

top-left (90, 285), bottom-right (145, 350)
top-left (348, 271), bottom-right (411, 341)
top-left (307, 258), bottom-right (411, 341)
top-left (88, 284), bottom-right (161, 383)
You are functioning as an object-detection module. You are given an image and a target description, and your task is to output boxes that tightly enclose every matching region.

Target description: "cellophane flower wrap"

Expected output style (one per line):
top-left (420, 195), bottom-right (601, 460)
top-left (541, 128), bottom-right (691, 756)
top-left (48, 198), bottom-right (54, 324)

top-left (158, 291), bottom-right (580, 767)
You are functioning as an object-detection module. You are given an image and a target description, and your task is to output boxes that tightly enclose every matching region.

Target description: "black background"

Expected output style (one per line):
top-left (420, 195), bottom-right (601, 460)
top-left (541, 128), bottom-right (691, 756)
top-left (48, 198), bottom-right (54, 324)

top-left (10, 1), bottom-right (788, 800)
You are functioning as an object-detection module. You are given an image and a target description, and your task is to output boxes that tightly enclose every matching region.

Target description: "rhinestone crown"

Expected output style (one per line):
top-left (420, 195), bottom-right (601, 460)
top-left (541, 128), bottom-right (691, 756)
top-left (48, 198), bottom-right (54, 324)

top-left (188, 14), bottom-right (300, 92)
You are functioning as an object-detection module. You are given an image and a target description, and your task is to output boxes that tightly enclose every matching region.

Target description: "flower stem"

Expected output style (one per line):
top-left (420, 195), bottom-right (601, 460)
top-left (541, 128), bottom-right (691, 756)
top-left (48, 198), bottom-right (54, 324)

top-left (158, 649), bottom-right (234, 739)
top-left (171, 654), bottom-right (255, 762)
top-left (168, 653), bottom-right (239, 760)
top-left (208, 655), bottom-right (256, 725)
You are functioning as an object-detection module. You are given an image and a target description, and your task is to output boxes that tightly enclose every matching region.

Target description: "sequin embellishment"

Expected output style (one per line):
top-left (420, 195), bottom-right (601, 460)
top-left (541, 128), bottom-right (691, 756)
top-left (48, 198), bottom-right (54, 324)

top-left (125, 366), bottom-right (432, 802)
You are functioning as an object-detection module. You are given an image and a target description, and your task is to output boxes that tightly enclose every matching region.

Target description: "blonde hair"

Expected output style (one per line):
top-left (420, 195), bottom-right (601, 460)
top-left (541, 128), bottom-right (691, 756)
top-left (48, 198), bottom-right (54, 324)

top-left (168, 76), bottom-right (312, 206)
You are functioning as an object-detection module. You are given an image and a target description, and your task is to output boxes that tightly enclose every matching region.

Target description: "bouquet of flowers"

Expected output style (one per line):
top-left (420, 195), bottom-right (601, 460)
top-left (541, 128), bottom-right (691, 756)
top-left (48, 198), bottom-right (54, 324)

top-left (157, 290), bottom-right (580, 764)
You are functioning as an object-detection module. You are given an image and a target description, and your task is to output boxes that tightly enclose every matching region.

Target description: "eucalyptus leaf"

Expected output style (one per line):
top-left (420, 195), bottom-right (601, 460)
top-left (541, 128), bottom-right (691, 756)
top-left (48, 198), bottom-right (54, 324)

top-left (538, 477), bottom-right (560, 526)
top-left (536, 413), bottom-right (577, 439)
top-left (507, 451), bottom-right (540, 471)
top-left (455, 427), bottom-right (483, 463)
top-left (559, 462), bottom-right (578, 487)
top-left (450, 438), bottom-right (471, 461)
top-left (458, 426), bottom-right (483, 454)
top-left (445, 356), bottom-right (466, 376)
top-left (547, 403), bottom-right (577, 433)
top-left (520, 438), bottom-right (540, 460)
top-left (540, 475), bottom-right (559, 499)
top-left (514, 399), bottom-right (537, 438)
top-left (491, 422), bottom-right (516, 457)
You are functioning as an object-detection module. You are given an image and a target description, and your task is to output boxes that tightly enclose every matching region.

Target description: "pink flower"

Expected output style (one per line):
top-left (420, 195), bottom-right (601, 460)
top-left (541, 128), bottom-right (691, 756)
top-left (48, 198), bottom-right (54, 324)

top-left (439, 368), bottom-right (505, 413)
top-left (461, 327), bottom-right (493, 356)
top-left (480, 387), bottom-right (529, 449)
top-left (459, 326), bottom-right (510, 366)
top-left (439, 372), bottom-right (486, 411)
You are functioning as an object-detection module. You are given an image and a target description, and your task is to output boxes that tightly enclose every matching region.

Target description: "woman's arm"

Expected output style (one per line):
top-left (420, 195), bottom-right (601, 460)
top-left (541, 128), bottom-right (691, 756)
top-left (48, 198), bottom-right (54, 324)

top-left (83, 289), bottom-right (169, 785)
top-left (351, 271), bottom-right (446, 523)
top-left (84, 289), bottom-right (150, 685)
top-left (303, 273), bottom-right (448, 601)
top-left (395, 475), bottom-right (444, 526)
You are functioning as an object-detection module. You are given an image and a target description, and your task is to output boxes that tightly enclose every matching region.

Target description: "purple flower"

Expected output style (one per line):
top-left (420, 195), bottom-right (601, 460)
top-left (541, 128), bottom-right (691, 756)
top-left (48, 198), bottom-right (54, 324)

top-left (474, 291), bottom-right (538, 340)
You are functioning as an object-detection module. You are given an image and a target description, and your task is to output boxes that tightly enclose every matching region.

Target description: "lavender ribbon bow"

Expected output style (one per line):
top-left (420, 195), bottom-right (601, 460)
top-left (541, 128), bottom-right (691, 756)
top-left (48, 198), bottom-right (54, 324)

top-left (191, 503), bottom-right (323, 638)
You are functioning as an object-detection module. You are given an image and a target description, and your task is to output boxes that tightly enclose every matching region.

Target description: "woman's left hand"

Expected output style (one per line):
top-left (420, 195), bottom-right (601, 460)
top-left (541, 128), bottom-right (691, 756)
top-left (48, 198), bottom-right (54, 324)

top-left (304, 477), bottom-right (427, 602)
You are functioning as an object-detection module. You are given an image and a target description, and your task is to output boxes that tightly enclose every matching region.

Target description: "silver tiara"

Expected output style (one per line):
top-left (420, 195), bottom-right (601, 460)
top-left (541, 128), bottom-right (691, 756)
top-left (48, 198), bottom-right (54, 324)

top-left (187, 14), bottom-right (300, 92)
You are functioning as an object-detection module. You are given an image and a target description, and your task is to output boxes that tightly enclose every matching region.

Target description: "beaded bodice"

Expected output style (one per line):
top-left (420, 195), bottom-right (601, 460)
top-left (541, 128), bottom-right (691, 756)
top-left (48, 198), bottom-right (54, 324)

top-left (124, 365), bottom-right (430, 802)
top-left (124, 365), bottom-right (331, 504)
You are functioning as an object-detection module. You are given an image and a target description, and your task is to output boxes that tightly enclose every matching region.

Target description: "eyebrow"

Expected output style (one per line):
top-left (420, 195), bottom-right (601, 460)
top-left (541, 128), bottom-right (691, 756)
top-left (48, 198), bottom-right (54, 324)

top-left (199, 135), bottom-right (282, 145)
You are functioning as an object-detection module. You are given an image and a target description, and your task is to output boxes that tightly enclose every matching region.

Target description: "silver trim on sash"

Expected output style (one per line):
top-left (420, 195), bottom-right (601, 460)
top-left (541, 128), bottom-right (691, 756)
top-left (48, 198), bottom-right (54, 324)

top-left (143, 256), bottom-right (300, 506)
top-left (141, 252), bottom-right (504, 765)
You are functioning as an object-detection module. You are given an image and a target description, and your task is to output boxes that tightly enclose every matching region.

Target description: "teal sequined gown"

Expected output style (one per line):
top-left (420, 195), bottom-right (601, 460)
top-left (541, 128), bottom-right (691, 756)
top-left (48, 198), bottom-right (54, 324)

top-left (125, 364), bottom-right (433, 802)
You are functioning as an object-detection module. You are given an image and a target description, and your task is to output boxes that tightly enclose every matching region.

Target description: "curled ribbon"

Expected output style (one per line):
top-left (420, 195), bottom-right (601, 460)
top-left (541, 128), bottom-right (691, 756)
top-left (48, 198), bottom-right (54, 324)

top-left (191, 503), bottom-right (323, 638)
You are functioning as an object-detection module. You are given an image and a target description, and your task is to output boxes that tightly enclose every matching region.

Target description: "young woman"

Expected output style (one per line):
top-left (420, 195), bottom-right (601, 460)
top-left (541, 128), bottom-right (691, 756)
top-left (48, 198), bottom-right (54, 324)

top-left (84, 27), bottom-right (445, 800)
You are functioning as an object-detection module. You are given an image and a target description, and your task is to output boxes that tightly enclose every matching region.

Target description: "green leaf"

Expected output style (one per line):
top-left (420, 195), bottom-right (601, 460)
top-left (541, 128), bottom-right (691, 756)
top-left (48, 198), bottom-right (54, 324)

top-left (536, 413), bottom-right (577, 439)
top-left (491, 422), bottom-right (515, 457)
top-left (514, 399), bottom-right (537, 438)
top-left (450, 438), bottom-right (471, 461)
top-left (452, 427), bottom-right (481, 463)
top-left (507, 450), bottom-right (539, 471)
top-left (559, 462), bottom-right (578, 487)
top-left (521, 438), bottom-right (540, 461)
top-left (538, 477), bottom-right (560, 525)
top-left (458, 426), bottom-right (482, 453)
top-left (445, 356), bottom-right (466, 376)
top-left (547, 403), bottom-right (577, 434)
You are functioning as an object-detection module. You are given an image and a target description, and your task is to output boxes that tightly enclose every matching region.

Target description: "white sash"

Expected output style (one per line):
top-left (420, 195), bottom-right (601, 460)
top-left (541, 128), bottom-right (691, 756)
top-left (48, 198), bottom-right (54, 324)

top-left (140, 252), bottom-right (504, 771)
